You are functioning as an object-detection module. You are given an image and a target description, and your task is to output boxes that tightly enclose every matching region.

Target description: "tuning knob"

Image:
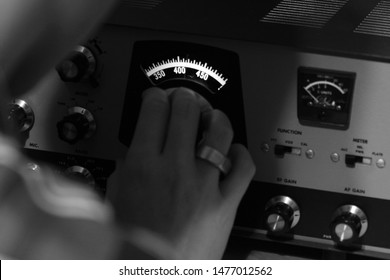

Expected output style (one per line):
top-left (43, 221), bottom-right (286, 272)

top-left (330, 205), bottom-right (368, 245)
top-left (264, 196), bottom-right (300, 234)
top-left (65, 166), bottom-right (95, 186)
top-left (7, 99), bottom-right (34, 132)
top-left (57, 106), bottom-right (96, 144)
top-left (56, 45), bottom-right (96, 82)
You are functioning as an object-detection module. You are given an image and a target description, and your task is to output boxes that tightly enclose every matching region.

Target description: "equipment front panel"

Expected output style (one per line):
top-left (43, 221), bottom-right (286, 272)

top-left (14, 24), bottom-right (390, 258)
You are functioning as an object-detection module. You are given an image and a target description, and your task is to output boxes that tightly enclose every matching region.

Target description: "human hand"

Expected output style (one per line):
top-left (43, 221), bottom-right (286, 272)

top-left (108, 87), bottom-right (255, 259)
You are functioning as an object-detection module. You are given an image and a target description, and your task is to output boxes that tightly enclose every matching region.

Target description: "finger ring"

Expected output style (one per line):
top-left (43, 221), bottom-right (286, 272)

top-left (196, 145), bottom-right (231, 175)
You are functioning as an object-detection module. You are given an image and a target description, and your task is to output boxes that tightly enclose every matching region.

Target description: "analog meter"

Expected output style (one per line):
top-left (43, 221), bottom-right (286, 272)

top-left (297, 67), bottom-right (356, 130)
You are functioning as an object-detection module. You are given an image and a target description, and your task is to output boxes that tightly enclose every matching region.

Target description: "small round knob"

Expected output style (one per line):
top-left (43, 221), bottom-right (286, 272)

top-left (26, 162), bottom-right (41, 172)
top-left (65, 166), bottom-right (95, 186)
top-left (56, 46), bottom-right (96, 82)
top-left (330, 205), bottom-right (368, 245)
top-left (7, 99), bottom-right (34, 132)
top-left (264, 196), bottom-right (300, 234)
top-left (57, 106), bottom-right (96, 144)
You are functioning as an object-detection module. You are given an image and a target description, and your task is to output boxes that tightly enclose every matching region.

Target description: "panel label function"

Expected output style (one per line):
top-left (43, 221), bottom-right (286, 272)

top-left (276, 128), bottom-right (303, 135)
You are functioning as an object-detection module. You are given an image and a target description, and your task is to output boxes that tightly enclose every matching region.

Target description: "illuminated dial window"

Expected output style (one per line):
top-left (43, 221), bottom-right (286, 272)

top-left (297, 67), bottom-right (356, 130)
top-left (119, 40), bottom-right (247, 147)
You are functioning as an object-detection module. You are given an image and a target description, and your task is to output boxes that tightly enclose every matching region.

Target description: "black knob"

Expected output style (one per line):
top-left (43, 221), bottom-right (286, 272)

top-left (330, 205), bottom-right (368, 245)
top-left (57, 107), bottom-right (96, 144)
top-left (264, 196), bottom-right (300, 234)
top-left (56, 46), bottom-right (96, 82)
top-left (65, 166), bottom-right (95, 186)
top-left (7, 99), bottom-right (34, 132)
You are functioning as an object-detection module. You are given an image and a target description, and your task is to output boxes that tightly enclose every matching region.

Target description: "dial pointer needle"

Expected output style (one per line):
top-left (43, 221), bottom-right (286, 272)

top-left (304, 87), bottom-right (320, 103)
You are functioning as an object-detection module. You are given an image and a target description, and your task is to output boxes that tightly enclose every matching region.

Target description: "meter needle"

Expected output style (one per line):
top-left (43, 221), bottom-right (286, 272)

top-left (304, 87), bottom-right (320, 104)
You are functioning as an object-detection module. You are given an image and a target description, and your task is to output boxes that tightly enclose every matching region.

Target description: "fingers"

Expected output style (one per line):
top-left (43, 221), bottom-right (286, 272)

top-left (165, 88), bottom-right (212, 114)
top-left (131, 87), bottom-right (213, 157)
top-left (130, 88), bottom-right (170, 154)
top-left (163, 88), bottom-right (211, 158)
top-left (196, 109), bottom-right (234, 177)
top-left (200, 109), bottom-right (233, 154)
top-left (220, 144), bottom-right (256, 206)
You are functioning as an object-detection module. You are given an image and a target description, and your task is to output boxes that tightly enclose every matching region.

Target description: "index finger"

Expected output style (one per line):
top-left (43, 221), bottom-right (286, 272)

top-left (130, 87), bottom-right (170, 155)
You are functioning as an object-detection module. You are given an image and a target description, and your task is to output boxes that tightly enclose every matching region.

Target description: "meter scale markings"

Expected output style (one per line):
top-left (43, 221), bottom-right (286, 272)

top-left (304, 81), bottom-right (345, 95)
top-left (144, 56), bottom-right (228, 91)
top-left (304, 80), bottom-right (346, 110)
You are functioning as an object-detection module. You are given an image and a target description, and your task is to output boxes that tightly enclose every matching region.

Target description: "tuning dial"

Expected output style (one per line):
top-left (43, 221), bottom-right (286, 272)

top-left (56, 45), bottom-right (97, 82)
top-left (57, 106), bottom-right (96, 144)
top-left (7, 99), bottom-right (34, 132)
top-left (65, 166), bottom-right (95, 186)
top-left (330, 205), bottom-right (368, 245)
top-left (264, 196), bottom-right (300, 234)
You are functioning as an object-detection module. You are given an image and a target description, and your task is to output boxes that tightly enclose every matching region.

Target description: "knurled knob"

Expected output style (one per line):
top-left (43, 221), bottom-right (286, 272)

top-left (7, 99), bottom-right (34, 133)
top-left (56, 46), bottom-right (96, 82)
top-left (264, 196), bottom-right (300, 234)
top-left (56, 107), bottom-right (96, 144)
top-left (65, 166), bottom-right (95, 186)
top-left (330, 205), bottom-right (368, 245)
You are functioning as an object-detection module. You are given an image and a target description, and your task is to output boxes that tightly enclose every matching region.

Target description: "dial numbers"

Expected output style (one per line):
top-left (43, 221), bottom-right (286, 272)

top-left (143, 56), bottom-right (228, 93)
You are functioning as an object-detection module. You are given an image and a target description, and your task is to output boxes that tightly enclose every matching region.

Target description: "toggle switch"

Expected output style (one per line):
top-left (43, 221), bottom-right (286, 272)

top-left (274, 144), bottom-right (301, 158)
top-left (345, 154), bottom-right (372, 168)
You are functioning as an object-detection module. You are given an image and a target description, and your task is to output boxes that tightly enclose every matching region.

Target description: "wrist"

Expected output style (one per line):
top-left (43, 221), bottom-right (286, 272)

top-left (119, 226), bottom-right (181, 260)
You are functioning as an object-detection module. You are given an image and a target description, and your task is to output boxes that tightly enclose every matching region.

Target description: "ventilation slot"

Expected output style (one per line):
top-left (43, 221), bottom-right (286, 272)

top-left (121, 0), bottom-right (164, 9)
top-left (261, 0), bottom-right (349, 28)
top-left (355, 1), bottom-right (390, 37)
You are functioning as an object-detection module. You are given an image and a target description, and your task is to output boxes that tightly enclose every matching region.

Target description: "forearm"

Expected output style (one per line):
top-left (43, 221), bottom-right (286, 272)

top-left (0, 0), bottom-right (119, 96)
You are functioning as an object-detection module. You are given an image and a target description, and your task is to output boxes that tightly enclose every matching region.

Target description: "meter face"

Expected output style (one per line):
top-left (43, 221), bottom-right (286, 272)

top-left (297, 67), bottom-right (356, 130)
top-left (119, 41), bottom-right (246, 146)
